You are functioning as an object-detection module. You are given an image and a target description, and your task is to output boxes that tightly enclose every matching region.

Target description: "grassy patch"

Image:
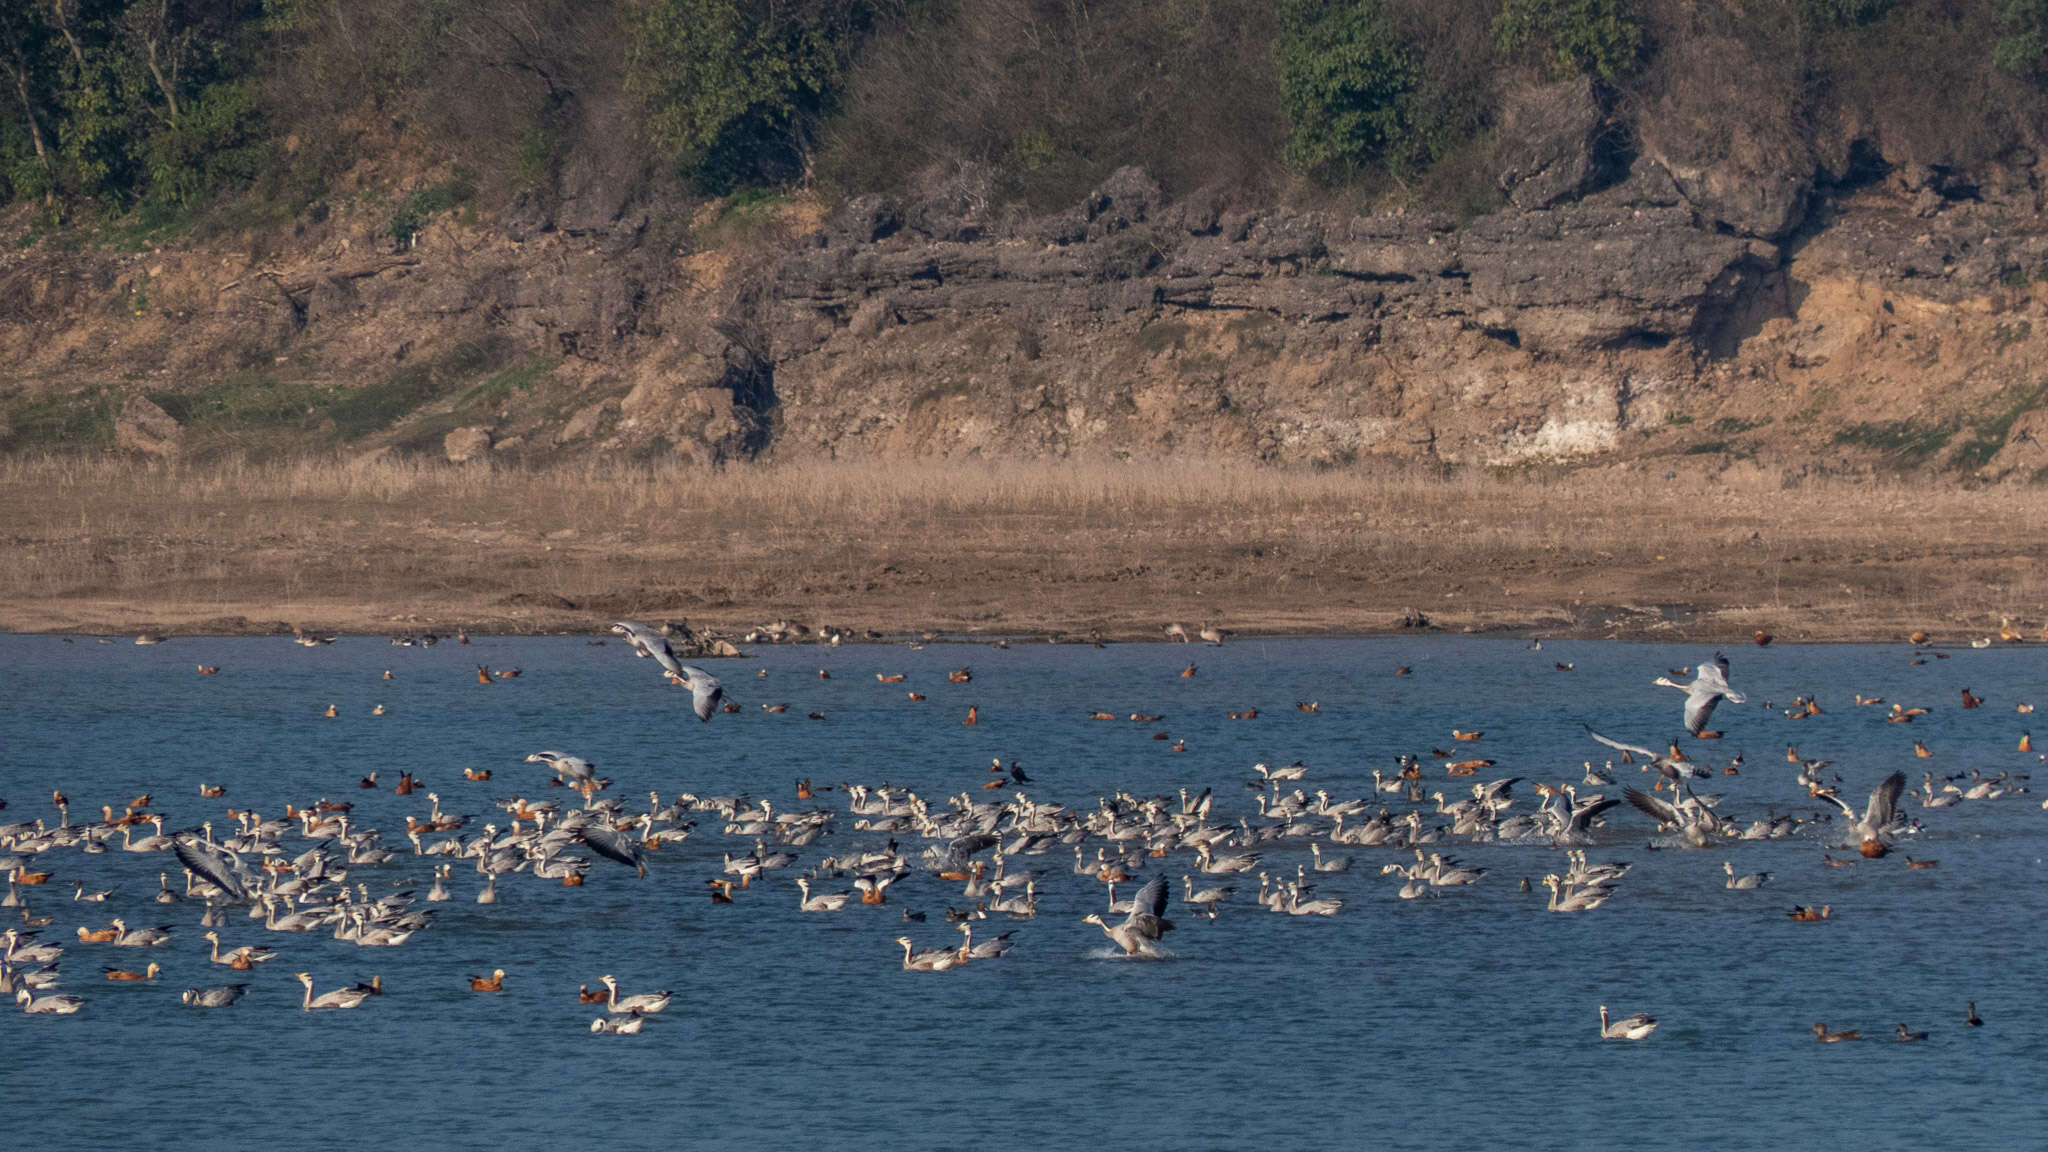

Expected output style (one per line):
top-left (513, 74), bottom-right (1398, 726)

top-left (143, 342), bottom-right (512, 453)
top-left (1683, 440), bottom-right (1729, 455)
top-left (694, 188), bottom-right (794, 249)
top-left (911, 377), bottom-right (976, 407)
top-left (1954, 382), bottom-right (2046, 469)
top-left (1136, 318), bottom-right (1192, 356)
top-left (459, 355), bottom-right (560, 411)
top-left (1832, 420), bottom-right (1951, 464)
top-left (149, 371), bottom-right (328, 429)
top-left (1712, 416), bottom-right (1766, 435)
top-left (4, 393), bottom-right (117, 449)
top-left (1665, 413), bottom-right (1693, 426)
top-left (388, 169), bottom-right (478, 244)
top-left (327, 343), bottom-right (496, 439)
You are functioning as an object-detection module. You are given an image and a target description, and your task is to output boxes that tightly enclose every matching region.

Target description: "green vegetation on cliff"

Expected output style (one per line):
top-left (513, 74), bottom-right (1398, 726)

top-left (0, 1), bottom-right (2039, 230)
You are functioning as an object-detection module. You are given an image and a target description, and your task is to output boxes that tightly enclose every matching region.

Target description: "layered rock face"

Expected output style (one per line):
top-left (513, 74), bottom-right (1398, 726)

top-left (3, 144), bottom-right (2046, 478)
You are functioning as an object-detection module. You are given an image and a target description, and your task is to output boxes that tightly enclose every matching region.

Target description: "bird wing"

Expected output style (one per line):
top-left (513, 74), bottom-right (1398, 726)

top-left (173, 838), bottom-right (248, 902)
top-left (1566, 796), bottom-right (1621, 833)
top-left (678, 666), bottom-right (723, 721)
top-left (576, 820), bottom-right (647, 877)
top-left (1587, 727), bottom-right (1658, 761)
top-left (1683, 686), bottom-right (1725, 736)
top-left (1126, 874), bottom-right (1169, 922)
top-left (1623, 788), bottom-right (1681, 826)
top-left (1863, 771), bottom-right (1906, 833)
top-left (1703, 652), bottom-right (1732, 684)
top-left (615, 622), bottom-right (683, 678)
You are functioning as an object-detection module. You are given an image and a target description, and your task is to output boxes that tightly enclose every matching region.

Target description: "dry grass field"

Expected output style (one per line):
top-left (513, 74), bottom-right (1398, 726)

top-left (2, 454), bottom-right (2043, 643)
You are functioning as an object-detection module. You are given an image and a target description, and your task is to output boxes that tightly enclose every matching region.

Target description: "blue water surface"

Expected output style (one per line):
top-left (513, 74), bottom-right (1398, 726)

top-left (2, 633), bottom-right (2044, 1151)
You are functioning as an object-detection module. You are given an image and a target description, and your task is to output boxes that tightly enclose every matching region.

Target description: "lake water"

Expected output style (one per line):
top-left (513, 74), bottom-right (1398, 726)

top-left (3, 633), bottom-right (2045, 1150)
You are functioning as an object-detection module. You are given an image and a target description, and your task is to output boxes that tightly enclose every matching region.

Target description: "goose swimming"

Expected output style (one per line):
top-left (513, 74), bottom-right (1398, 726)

top-left (598, 974), bottom-right (671, 1014)
top-left (1599, 1005), bottom-right (1658, 1039)
top-left (181, 984), bottom-right (248, 1008)
top-left (16, 987), bottom-right (85, 1014)
top-left (296, 972), bottom-right (374, 1010)
top-left (1722, 861), bottom-right (1771, 890)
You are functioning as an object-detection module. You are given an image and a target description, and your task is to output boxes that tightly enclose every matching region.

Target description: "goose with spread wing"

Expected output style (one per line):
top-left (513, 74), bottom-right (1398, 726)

top-left (563, 811), bottom-right (646, 877)
top-left (1586, 728), bottom-right (1713, 781)
top-left (673, 665), bottom-right (725, 722)
top-left (612, 620), bottom-right (685, 680)
top-left (1653, 652), bottom-right (1746, 736)
top-left (1082, 873), bottom-right (1175, 956)
top-left (174, 836), bottom-right (250, 903)
top-left (1810, 770), bottom-right (1907, 847)
top-left (1621, 783), bottom-right (1726, 848)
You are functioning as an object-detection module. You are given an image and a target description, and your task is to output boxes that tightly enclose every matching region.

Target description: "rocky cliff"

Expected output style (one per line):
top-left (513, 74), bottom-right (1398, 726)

top-left (4, 124), bottom-right (2047, 482)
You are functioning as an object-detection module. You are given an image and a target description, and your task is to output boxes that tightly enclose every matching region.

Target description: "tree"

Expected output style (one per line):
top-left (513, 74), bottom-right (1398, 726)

top-left (1275, 0), bottom-right (1415, 184)
top-left (626, 0), bottom-right (868, 192)
top-left (1996, 0), bottom-right (2048, 85)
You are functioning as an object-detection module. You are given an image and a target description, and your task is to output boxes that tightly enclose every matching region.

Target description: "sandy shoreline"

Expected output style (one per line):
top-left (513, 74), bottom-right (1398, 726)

top-left (4, 457), bottom-right (2043, 646)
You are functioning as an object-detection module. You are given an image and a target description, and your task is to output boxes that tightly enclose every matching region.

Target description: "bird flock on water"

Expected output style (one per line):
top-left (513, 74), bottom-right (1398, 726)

top-left (5, 620), bottom-right (2041, 1044)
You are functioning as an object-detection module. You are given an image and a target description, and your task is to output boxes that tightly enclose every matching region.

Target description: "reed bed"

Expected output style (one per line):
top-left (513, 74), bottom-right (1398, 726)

top-left (1, 453), bottom-right (2041, 639)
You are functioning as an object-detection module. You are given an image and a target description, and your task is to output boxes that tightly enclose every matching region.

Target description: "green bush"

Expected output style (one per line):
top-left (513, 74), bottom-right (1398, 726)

top-left (627, 0), bottom-right (868, 193)
top-left (1996, 0), bottom-right (2048, 84)
top-left (1276, 0), bottom-right (1417, 183)
top-left (1493, 0), bottom-right (1643, 82)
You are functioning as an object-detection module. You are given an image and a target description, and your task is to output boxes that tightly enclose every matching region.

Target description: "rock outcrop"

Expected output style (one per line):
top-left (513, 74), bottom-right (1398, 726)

top-left (3, 142), bottom-right (2047, 479)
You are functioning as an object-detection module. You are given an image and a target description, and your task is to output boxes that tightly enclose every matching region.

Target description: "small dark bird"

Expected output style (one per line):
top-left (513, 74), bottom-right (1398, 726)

top-left (1896, 1023), bottom-right (1927, 1042)
top-left (1009, 762), bottom-right (1030, 783)
top-left (1966, 1002), bottom-right (1983, 1027)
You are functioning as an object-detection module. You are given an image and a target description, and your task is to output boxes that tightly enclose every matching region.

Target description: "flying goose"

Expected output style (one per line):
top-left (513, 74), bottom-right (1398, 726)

top-left (1653, 653), bottom-right (1746, 736)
